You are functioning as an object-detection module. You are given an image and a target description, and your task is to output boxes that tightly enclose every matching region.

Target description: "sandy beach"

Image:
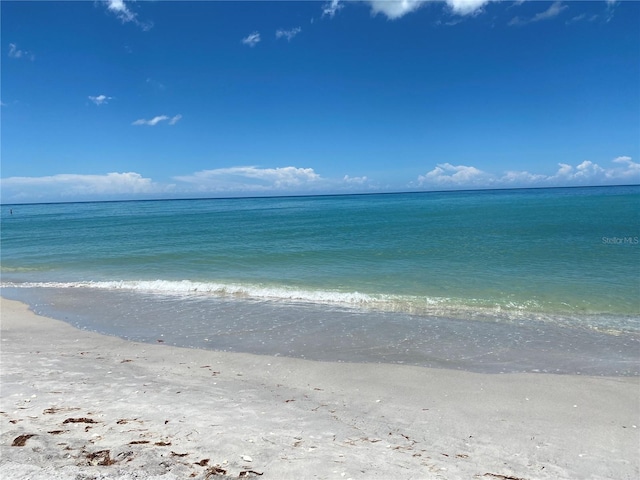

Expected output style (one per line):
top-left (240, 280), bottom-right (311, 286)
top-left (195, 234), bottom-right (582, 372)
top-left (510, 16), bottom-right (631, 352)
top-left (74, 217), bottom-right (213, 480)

top-left (1, 298), bottom-right (638, 480)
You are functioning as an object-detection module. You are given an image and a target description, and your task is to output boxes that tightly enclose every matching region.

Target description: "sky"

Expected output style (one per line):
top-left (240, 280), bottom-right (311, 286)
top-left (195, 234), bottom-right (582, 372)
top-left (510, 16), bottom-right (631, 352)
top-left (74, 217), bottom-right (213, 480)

top-left (1, 0), bottom-right (639, 203)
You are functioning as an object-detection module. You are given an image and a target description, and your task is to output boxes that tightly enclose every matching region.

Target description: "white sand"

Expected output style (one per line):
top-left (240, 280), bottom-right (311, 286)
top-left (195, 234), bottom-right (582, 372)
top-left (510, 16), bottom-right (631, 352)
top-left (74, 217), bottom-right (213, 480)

top-left (1, 297), bottom-right (638, 479)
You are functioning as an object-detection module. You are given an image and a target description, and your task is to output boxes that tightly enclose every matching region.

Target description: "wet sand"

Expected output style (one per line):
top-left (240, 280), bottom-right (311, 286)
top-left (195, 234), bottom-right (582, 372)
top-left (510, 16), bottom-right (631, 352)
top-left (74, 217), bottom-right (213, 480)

top-left (1, 298), bottom-right (638, 479)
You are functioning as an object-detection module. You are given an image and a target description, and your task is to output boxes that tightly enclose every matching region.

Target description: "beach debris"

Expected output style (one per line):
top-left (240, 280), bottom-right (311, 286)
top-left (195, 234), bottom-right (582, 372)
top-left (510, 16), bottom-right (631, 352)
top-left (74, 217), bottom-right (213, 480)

top-left (171, 451), bottom-right (189, 457)
top-left (195, 458), bottom-right (210, 466)
top-left (47, 430), bottom-right (66, 435)
top-left (155, 441), bottom-right (172, 446)
top-left (128, 440), bottom-right (150, 445)
top-left (204, 465), bottom-right (227, 477)
top-left (11, 434), bottom-right (36, 446)
top-left (483, 474), bottom-right (528, 480)
top-left (44, 406), bottom-right (79, 414)
top-left (116, 418), bottom-right (143, 425)
top-left (239, 471), bottom-right (263, 477)
top-left (241, 455), bottom-right (253, 462)
top-left (86, 449), bottom-right (115, 466)
top-left (63, 417), bottom-right (97, 424)
top-left (117, 451), bottom-right (134, 461)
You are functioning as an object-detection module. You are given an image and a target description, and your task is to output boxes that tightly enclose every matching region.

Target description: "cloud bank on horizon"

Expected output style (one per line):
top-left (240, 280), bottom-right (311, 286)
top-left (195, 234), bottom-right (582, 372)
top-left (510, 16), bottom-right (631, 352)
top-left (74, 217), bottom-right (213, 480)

top-left (1, 157), bottom-right (637, 204)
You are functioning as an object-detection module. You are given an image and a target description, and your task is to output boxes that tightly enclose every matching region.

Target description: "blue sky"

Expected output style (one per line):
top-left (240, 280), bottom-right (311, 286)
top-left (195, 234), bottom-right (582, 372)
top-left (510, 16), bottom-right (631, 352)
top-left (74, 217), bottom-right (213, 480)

top-left (1, 0), bottom-right (638, 203)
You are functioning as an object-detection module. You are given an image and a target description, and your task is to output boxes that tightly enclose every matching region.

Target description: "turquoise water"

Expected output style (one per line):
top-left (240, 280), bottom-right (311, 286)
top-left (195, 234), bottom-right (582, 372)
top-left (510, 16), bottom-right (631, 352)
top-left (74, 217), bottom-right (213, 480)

top-left (2, 187), bottom-right (639, 374)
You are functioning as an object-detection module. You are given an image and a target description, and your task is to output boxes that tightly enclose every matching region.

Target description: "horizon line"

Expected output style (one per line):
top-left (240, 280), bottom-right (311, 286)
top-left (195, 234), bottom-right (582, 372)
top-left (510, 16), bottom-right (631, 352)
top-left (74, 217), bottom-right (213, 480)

top-left (2, 183), bottom-right (639, 208)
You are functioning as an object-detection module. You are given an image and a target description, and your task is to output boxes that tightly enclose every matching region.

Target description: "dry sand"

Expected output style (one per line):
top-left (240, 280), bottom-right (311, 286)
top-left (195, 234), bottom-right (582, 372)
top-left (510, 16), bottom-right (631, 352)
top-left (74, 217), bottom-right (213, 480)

top-left (1, 297), bottom-right (638, 479)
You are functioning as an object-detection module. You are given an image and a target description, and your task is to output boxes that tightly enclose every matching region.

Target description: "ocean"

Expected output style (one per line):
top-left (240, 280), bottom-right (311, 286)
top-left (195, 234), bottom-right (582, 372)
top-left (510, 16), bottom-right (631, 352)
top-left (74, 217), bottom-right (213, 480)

top-left (2, 186), bottom-right (639, 375)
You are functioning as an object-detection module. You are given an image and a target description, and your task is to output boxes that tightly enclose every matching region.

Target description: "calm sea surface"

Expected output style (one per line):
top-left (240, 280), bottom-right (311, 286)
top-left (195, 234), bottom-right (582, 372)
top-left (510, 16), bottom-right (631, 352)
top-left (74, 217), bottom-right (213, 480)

top-left (2, 187), bottom-right (639, 374)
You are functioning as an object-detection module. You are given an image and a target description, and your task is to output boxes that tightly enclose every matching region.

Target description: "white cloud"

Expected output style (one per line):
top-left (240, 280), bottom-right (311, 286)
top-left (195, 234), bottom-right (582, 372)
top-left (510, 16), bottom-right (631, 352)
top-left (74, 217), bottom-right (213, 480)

top-left (418, 162), bottom-right (492, 186)
top-left (242, 32), bottom-right (261, 47)
top-left (276, 27), bottom-right (302, 41)
top-left (1, 166), bottom-right (375, 202)
top-left (367, 0), bottom-right (426, 19)
top-left (175, 166), bottom-right (321, 192)
top-left (445, 0), bottom-right (492, 15)
top-left (8, 43), bottom-right (34, 60)
top-left (610, 156), bottom-right (640, 178)
top-left (1, 172), bottom-right (165, 202)
top-left (509, 0), bottom-right (568, 26)
top-left (88, 94), bottom-right (112, 106)
top-left (132, 115), bottom-right (181, 126)
top-left (174, 166), bottom-right (376, 195)
top-left (416, 157), bottom-right (640, 190)
top-left (322, 0), bottom-right (344, 18)
top-left (365, 0), bottom-right (492, 19)
top-left (105, 0), bottom-right (135, 22)
top-left (343, 175), bottom-right (369, 185)
top-left (103, 0), bottom-right (152, 30)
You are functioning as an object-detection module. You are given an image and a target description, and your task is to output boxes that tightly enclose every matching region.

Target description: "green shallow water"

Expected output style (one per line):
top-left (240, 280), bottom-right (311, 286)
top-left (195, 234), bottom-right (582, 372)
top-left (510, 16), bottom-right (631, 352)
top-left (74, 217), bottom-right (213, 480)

top-left (2, 186), bottom-right (639, 323)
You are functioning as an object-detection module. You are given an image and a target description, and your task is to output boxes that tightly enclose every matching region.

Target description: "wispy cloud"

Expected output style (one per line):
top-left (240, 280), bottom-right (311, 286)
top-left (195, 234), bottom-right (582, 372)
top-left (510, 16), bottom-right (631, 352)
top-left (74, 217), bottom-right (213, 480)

top-left (276, 27), bottom-right (302, 42)
top-left (174, 166), bottom-right (376, 194)
top-left (242, 32), bottom-right (261, 47)
top-left (132, 114), bottom-right (182, 126)
top-left (146, 77), bottom-right (166, 92)
top-left (416, 157), bottom-right (640, 190)
top-left (604, 0), bottom-right (618, 22)
top-left (509, 1), bottom-right (568, 26)
top-left (322, 0), bottom-right (343, 18)
top-left (8, 43), bottom-right (34, 61)
top-left (103, 0), bottom-right (152, 30)
top-left (1, 172), bottom-right (165, 202)
top-left (566, 13), bottom-right (598, 24)
top-left (174, 166), bottom-right (322, 192)
top-left (88, 94), bottom-right (112, 106)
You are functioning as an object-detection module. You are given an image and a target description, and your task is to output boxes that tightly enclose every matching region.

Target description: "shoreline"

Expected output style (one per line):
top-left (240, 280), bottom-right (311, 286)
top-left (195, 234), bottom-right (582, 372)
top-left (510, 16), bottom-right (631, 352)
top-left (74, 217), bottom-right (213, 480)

top-left (3, 287), bottom-right (638, 376)
top-left (1, 298), bottom-right (639, 479)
